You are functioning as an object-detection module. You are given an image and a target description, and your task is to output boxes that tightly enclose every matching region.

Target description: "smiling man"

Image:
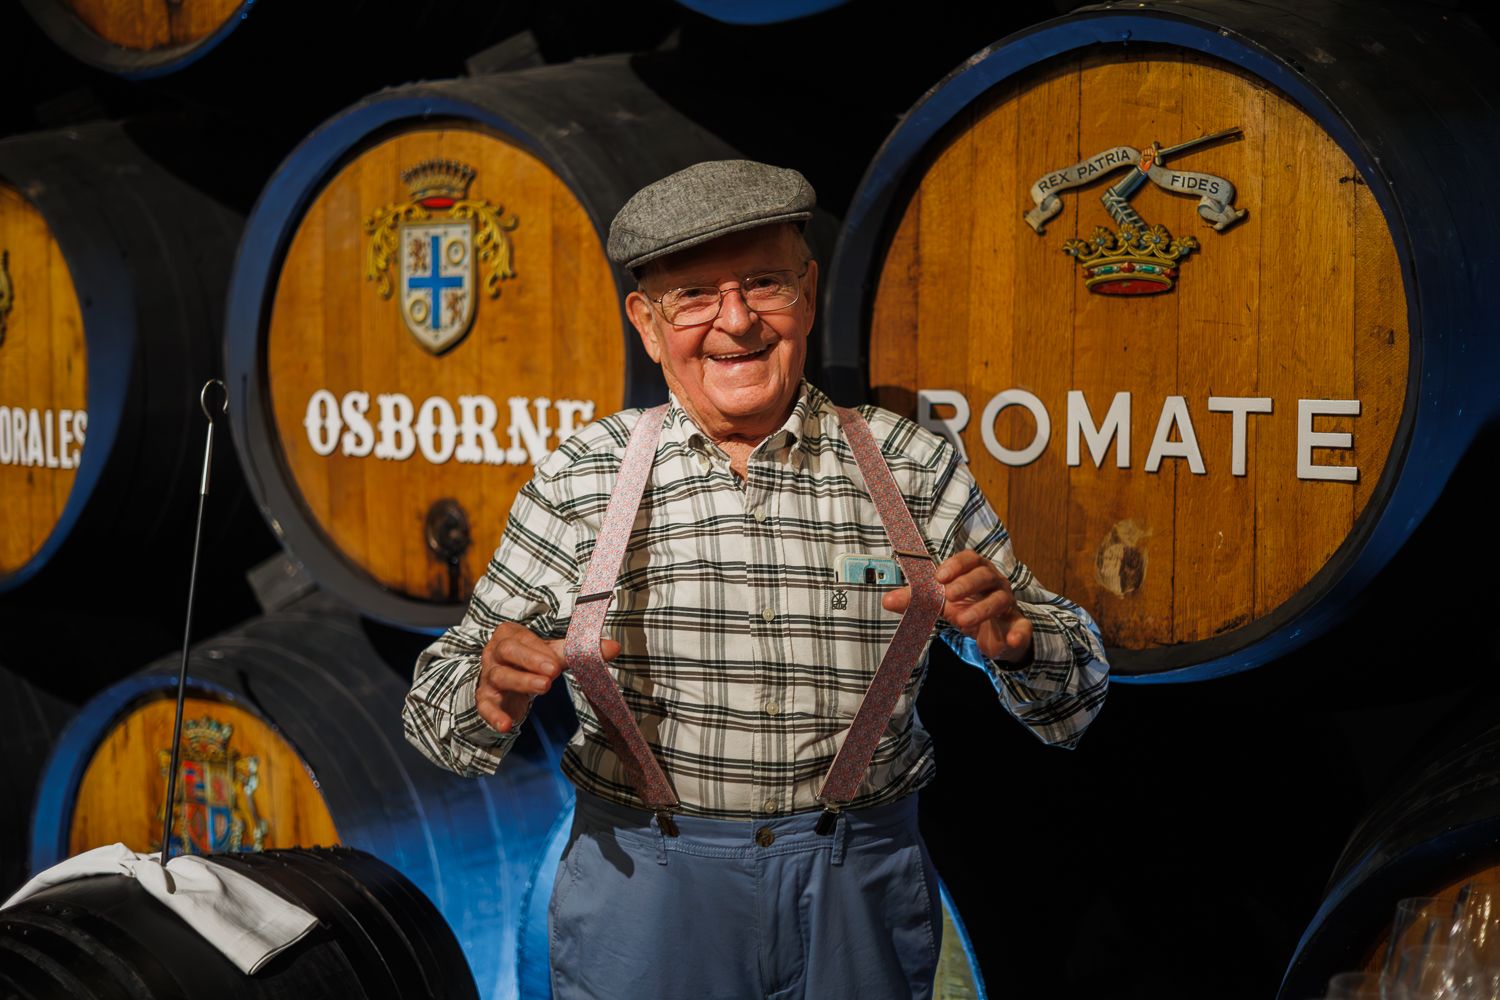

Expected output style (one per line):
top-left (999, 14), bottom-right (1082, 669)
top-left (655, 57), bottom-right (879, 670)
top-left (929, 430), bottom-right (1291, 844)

top-left (403, 160), bottom-right (1109, 1000)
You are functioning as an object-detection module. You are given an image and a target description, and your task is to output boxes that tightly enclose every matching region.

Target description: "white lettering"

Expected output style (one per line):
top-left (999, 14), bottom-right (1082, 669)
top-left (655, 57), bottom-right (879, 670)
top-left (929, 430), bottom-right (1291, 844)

top-left (1145, 396), bottom-right (1205, 474)
top-left (1298, 399), bottom-right (1360, 481)
top-left (72, 411), bottom-right (86, 466)
top-left (416, 397), bottom-right (459, 464)
top-left (1067, 390), bottom-right (1130, 468)
top-left (0, 407), bottom-right (10, 465)
top-left (304, 390), bottom-right (340, 457)
top-left (980, 389), bottom-right (1050, 467)
top-left (1208, 397), bottom-right (1273, 476)
top-left (917, 389), bottom-right (970, 462)
top-left (506, 396), bottom-right (552, 466)
top-left (43, 410), bottom-right (58, 468)
top-left (12, 408), bottom-right (24, 466)
top-left (26, 409), bottom-right (42, 467)
top-left (339, 391), bottom-right (374, 457)
top-left (58, 410), bottom-right (73, 469)
top-left (375, 393), bottom-right (416, 460)
top-left (456, 395), bottom-right (506, 465)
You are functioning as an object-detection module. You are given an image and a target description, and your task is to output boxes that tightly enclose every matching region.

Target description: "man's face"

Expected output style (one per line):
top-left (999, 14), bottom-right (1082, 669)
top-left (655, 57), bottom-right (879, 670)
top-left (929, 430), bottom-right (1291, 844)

top-left (626, 225), bottom-right (818, 443)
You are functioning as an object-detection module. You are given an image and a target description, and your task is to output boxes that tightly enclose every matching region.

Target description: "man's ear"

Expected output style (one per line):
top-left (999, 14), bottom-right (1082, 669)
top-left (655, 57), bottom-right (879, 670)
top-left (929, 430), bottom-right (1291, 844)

top-left (626, 290), bottom-right (663, 364)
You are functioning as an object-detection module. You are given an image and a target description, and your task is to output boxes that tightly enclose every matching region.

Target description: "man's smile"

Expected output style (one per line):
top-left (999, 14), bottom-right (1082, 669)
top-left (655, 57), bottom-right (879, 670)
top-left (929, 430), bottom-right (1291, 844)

top-left (706, 344), bottom-right (772, 363)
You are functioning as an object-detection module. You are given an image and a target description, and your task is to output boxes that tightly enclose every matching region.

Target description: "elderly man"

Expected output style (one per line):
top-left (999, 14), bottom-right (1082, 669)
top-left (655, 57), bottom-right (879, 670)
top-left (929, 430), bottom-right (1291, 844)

top-left (403, 160), bottom-right (1108, 1000)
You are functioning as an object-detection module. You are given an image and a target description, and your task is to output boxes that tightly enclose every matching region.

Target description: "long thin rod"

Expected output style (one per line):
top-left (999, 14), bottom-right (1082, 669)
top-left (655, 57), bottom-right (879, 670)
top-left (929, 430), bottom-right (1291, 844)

top-left (158, 380), bottom-right (227, 890)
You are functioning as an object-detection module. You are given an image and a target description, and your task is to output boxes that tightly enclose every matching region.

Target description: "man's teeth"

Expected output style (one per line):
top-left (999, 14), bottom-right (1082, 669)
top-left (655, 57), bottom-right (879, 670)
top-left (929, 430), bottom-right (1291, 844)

top-left (710, 346), bottom-right (768, 360)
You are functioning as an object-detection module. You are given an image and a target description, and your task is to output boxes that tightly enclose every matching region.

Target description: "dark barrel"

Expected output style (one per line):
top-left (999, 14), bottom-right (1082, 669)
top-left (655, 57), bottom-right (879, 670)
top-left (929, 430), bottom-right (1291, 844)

top-left (0, 665), bottom-right (72, 896)
top-left (0, 845), bottom-right (478, 999)
top-left (28, 600), bottom-right (576, 1000)
top-left (0, 121), bottom-right (265, 650)
top-left (14, 0), bottom-right (518, 80)
top-left (1279, 716), bottom-right (1500, 998)
top-left (671, 0), bottom-right (851, 24)
top-left (224, 55), bottom-right (748, 631)
top-left (821, 0), bottom-right (1500, 680)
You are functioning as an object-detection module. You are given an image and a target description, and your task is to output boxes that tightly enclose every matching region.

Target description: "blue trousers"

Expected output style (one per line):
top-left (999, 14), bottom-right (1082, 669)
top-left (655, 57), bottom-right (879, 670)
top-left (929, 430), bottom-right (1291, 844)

top-left (549, 789), bottom-right (942, 1000)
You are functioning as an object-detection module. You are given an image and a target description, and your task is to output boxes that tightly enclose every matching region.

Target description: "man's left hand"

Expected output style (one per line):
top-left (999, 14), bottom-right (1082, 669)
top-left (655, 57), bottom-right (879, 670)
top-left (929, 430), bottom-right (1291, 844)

top-left (881, 549), bottom-right (1033, 665)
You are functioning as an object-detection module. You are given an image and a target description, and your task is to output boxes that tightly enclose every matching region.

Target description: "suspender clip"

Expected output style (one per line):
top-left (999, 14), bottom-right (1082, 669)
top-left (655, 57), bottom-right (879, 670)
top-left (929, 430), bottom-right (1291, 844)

top-left (576, 590), bottom-right (613, 604)
top-left (814, 807), bottom-right (840, 836)
top-left (893, 547), bottom-right (931, 561)
top-left (655, 811), bottom-right (680, 838)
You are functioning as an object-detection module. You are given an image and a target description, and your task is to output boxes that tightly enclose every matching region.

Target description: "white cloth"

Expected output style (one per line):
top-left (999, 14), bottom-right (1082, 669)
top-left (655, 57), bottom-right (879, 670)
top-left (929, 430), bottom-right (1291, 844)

top-left (2, 843), bottom-right (319, 974)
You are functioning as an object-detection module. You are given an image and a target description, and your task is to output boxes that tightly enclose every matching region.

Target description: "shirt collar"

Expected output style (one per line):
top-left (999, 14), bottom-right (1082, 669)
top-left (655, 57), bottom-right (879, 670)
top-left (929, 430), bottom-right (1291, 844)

top-left (664, 380), bottom-right (831, 458)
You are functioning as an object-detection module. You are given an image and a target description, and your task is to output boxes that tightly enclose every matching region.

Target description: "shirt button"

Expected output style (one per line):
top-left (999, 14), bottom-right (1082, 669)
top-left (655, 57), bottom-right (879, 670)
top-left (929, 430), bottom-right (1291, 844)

top-left (764, 700), bottom-right (780, 716)
top-left (763, 799), bottom-right (778, 814)
top-left (698, 454), bottom-right (712, 473)
top-left (752, 506), bottom-right (766, 523)
top-left (760, 607), bottom-right (775, 623)
top-left (755, 826), bottom-right (776, 848)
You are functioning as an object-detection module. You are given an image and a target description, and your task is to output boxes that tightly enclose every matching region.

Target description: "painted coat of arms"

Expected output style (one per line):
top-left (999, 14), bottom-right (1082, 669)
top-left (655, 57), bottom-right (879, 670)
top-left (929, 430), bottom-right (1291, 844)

top-left (1024, 127), bottom-right (1248, 294)
top-left (365, 159), bottom-right (518, 353)
top-left (157, 716), bottom-right (269, 855)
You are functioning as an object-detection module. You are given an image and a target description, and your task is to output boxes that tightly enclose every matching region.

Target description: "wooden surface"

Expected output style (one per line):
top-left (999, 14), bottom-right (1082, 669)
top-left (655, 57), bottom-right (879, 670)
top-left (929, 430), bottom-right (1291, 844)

top-left (265, 126), bottom-right (624, 607)
top-left (68, 694), bottom-right (340, 856)
top-left (59, 0), bottom-right (242, 51)
top-left (868, 49), bottom-right (1409, 654)
top-left (0, 183), bottom-right (87, 578)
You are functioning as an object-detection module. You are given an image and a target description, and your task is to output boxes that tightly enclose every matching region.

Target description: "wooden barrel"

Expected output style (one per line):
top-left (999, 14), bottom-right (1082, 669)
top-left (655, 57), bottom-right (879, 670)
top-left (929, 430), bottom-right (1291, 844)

top-left (0, 665), bottom-right (72, 896)
top-left (1278, 715), bottom-right (1500, 998)
top-left (0, 846), bottom-right (478, 999)
top-left (0, 122), bottom-right (250, 601)
top-left (822, 0), bottom-right (1500, 680)
top-left (28, 601), bottom-right (576, 1000)
top-left (224, 56), bottom-right (743, 631)
top-left (13, 0), bottom-right (518, 80)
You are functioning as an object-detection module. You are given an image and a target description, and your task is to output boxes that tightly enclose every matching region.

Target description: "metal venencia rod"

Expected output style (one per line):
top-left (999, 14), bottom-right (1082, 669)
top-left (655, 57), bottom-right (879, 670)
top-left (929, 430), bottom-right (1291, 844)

top-left (158, 379), bottom-right (229, 891)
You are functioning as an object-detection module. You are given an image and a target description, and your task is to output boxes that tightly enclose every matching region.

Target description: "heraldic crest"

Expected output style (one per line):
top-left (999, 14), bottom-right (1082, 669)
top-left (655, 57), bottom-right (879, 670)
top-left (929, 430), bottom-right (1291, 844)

top-left (157, 715), bottom-right (270, 855)
top-left (365, 159), bottom-right (519, 353)
top-left (1025, 127), bottom-right (1248, 295)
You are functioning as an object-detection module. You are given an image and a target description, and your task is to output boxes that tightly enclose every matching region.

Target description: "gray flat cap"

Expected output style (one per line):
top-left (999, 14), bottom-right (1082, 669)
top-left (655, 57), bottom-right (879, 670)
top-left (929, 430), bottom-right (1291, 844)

top-left (608, 160), bottom-right (815, 270)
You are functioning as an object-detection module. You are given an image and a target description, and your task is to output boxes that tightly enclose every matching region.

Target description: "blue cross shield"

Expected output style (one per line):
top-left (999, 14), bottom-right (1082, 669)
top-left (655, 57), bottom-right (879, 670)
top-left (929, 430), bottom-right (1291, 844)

top-left (399, 219), bottom-right (477, 352)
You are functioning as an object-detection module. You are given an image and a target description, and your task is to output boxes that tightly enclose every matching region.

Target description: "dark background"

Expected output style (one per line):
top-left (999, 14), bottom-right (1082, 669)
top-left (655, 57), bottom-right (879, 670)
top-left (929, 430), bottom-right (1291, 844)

top-left (3, 2), bottom-right (1499, 997)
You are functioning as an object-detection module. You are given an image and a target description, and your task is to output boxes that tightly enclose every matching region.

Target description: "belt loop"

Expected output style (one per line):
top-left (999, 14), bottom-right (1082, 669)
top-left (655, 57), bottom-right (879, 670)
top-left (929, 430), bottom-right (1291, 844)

top-left (830, 812), bottom-right (848, 867)
top-left (650, 813), bottom-right (669, 866)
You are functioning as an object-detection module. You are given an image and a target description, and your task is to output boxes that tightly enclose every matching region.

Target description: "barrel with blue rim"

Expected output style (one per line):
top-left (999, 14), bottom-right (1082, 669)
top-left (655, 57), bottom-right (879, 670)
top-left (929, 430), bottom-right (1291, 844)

top-left (821, 0), bottom-right (1500, 680)
top-left (224, 55), bottom-right (752, 633)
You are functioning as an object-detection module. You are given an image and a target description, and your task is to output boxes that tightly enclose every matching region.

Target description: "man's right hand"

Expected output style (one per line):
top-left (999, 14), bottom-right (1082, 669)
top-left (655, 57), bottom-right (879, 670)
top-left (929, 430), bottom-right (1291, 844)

top-left (476, 621), bottom-right (621, 734)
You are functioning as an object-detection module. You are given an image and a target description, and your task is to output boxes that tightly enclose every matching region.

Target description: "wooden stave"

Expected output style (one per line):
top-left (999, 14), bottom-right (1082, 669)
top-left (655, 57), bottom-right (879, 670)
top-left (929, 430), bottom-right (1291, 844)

top-left (27, 602), bottom-right (575, 1000)
top-left (820, 0), bottom-right (1500, 681)
top-left (0, 122), bottom-right (246, 598)
top-left (224, 55), bottom-right (742, 631)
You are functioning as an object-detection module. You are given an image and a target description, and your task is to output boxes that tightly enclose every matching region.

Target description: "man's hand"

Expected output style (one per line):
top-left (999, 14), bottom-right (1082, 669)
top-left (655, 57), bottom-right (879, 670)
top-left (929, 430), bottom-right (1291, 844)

top-left (881, 550), bottom-right (1033, 665)
top-left (476, 621), bottom-right (622, 734)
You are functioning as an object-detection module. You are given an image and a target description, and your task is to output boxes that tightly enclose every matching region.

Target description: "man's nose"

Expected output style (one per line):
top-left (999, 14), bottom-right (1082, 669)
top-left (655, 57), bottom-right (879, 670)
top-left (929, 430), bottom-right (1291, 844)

top-left (715, 286), bottom-right (755, 332)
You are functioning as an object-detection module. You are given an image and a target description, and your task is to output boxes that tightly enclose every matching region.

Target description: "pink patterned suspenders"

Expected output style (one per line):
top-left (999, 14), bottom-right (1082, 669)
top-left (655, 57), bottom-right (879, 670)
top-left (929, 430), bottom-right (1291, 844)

top-left (562, 404), bottom-right (945, 836)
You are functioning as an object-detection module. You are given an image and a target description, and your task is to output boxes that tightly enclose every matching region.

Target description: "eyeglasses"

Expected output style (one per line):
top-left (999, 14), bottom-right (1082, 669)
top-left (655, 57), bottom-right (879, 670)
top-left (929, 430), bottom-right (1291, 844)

top-left (645, 263), bottom-right (810, 327)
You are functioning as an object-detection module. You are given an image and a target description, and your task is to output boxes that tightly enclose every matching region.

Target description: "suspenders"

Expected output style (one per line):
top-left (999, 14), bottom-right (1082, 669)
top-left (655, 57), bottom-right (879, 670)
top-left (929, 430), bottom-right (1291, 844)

top-left (562, 404), bottom-right (946, 836)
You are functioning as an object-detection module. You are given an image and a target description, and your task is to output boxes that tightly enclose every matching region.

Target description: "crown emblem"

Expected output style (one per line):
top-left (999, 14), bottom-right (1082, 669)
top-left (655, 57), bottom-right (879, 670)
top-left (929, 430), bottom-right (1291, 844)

top-left (365, 159), bottom-right (519, 354)
top-left (1024, 128), bottom-right (1246, 297)
top-left (158, 714), bottom-right (269, 855)
top-left (1062, 223), bottom-right (1199, 295)
top-left (181, 715), bottom-right (234, 761)
top-left (401, 159), bottom-right (477, 207)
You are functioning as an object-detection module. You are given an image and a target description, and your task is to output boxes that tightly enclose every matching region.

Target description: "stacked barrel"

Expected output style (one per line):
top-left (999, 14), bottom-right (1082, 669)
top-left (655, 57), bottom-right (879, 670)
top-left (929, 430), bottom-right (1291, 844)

top-left (4, 0), bottom-right (1500, 997)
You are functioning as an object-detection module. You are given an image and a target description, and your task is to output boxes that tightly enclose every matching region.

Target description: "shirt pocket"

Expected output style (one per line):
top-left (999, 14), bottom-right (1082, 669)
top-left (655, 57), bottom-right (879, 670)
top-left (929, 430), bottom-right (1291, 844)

top-left (820, 581), bottom-right (912, 721)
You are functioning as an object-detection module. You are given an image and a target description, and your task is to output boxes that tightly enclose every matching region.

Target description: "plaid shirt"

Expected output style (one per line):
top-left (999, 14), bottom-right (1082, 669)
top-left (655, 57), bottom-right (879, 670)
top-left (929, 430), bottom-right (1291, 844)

top-left (402, 382), bottom-right (1109, 819)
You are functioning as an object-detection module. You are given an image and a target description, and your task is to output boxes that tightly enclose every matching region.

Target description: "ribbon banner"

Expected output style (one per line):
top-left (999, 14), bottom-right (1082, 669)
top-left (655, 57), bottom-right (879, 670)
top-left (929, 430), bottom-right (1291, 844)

top-left (1025, 142), bottom-right (1246, 234)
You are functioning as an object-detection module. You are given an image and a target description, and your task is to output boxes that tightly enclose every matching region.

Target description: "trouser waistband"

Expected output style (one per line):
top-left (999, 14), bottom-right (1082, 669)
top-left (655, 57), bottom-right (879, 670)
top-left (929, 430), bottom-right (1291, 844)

top-left (570, 787), bottom-right (919, 865)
